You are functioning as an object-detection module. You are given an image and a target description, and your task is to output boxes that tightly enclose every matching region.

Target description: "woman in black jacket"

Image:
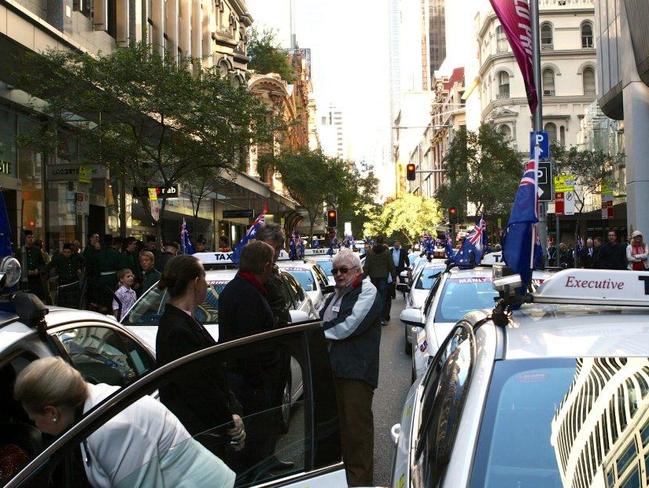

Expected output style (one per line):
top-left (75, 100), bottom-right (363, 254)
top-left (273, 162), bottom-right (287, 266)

top-left (156, 255), bottom-right (245, 457)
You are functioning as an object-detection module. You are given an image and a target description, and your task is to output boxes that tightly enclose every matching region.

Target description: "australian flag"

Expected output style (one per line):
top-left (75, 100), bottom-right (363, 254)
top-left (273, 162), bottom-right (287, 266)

top-left (503, 160), bottom-right (538, 288)
top-left (444, 232), bottom-right (455, 260)
top-left (180, 218), bottom-right (195, 255)
top-left (454, 216), bottom-right (487, 267)
top-left (231, 210), bottom-right (266, 264)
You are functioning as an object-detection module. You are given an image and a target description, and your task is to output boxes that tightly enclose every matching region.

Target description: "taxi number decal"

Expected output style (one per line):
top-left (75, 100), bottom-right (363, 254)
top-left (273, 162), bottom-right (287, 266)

top-left (452, 277), bottom-right (489, 284)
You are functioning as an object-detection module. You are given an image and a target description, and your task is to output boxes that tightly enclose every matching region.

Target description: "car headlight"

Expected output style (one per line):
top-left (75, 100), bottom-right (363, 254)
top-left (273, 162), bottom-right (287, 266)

top-left (0, 256), bottom-right (21, 288)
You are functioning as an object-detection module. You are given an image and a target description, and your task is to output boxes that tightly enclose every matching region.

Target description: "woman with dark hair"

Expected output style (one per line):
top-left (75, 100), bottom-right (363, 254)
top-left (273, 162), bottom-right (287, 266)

top-left (155, 255), bottom-right (245, 457)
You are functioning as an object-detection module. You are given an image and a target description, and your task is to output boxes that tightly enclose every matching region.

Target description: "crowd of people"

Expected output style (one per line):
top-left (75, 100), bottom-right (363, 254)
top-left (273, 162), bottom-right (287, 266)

top-left (547, 229), bottom-right (648, 270)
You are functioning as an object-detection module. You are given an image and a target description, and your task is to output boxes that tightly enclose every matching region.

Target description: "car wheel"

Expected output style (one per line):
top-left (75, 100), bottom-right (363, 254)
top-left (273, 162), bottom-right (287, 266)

top-left (279, 372), bottom-right (292, 434)
top-left (405, 328), bottom-right (412, 355)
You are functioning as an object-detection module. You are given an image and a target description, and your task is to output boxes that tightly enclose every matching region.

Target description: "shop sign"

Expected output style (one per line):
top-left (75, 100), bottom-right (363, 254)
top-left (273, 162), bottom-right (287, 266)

top-left (0, 159), bottom-right (14, 177)
top-left (78, 166), bottom-right (92, 184)
top-left (222, 209), bottom-right (254, 219)
top-left (554, 175), bottom-right (576, 193)
top-left (133, 185), bottom-right (179, 199)
top-left (75, 192), bottom-right (89, 216)
top-left (47, 164), bottom-right (107, 181)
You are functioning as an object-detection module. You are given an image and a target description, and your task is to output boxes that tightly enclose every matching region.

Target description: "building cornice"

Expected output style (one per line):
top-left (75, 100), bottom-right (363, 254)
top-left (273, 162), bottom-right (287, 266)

top-left (230, 0), bottom-right (254, 25)
top-left (479, 48), bottom-right (596, 77)
top-left (482, 94), bottom-right (596, 119)
top-left (478, 8), bottom-right (594, 40)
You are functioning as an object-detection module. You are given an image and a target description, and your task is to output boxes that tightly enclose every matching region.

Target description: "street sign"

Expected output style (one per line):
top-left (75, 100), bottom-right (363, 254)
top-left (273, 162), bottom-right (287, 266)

top-left (530, 131), bottom-right (550, 160)
top-left (555, 192), bottom-right (565, 215)
top-left (133, 185), bottom-right (179, 199)
top-left (222, 209), bottom-right (254, 219)
top-left (538, 161), bottom-right (553, 202)
top-left (554, 175), bottom-right (576, 193)
top-left (564, 191), bottom-right (576, 215)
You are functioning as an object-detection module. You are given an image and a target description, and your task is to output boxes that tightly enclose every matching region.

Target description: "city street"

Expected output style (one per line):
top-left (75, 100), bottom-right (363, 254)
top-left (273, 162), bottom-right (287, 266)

top-left (374, 293), bottom-right (413, 486)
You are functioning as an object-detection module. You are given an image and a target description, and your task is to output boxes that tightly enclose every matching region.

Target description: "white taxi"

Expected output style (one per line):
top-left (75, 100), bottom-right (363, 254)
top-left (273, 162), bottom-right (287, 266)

top-left (277, 259), bottom-right (334, 312)
top-left (303, 248), bottom-right (336, 287)
top-left (390, 268), bottom-right (649, 488)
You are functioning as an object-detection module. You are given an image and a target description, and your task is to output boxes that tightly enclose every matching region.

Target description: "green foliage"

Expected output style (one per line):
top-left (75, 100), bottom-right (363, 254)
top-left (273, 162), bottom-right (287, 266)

top-left (16, 42), bottom-right (275, 235)
top-left (364, 194), bottom-right (443, 245)
top-left (337, 170), bottom-right (380, 237)
top-left (435, 124), bottom-right (521, 217)
top-left (247, 29), bottom-right (295, 82)
top-left (259, 149), bottom-right (373, 237)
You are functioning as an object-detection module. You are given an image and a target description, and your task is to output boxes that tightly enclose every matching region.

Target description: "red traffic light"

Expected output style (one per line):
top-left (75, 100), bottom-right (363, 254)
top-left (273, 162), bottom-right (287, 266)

top-left (327, 209), bottom-right (337, 227)
top-left (406, 163), bottom-right (416, 181)
top-left (449, 207), bottom-right (457, 215)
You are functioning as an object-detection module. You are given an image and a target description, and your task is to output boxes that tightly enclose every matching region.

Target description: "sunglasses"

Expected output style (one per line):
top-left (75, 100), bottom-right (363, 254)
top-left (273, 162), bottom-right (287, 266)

top-left (332, 266), bottom-right (355, 275)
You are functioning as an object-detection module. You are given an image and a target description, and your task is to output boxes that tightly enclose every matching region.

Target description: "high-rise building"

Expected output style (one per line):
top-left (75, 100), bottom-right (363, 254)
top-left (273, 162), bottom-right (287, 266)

top-left (428, 0), bottom-right (446, 75)
top-left (319, 105), bottom-right (346, 160)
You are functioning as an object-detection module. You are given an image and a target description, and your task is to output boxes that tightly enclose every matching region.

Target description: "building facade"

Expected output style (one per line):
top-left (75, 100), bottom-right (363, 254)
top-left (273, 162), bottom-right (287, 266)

top-left (0, 0), bottom-right (302, 251)
top-left (475, 0), bottom-right (597, 153)
top-left (428, 0), bottom-right (446, 75)
top-left (595, 0), bottom-right (649, 235)
top-left (318, 104), bottom-right (346, 160)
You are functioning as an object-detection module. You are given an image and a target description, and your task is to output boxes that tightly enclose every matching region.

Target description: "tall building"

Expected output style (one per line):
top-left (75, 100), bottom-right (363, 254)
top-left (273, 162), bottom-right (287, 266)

top-left (428, 0), bottom-right (446, 75)
top-left (595, 0), bottom-right (649, 235)
top-left (318, 105), bottom-right (346, 160)
top-left (0, 0), bottom-right (299, 250)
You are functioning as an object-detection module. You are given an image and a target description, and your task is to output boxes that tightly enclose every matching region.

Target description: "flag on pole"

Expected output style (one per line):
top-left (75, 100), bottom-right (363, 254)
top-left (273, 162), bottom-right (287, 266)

top-left (489, 0), bottom-right (538, 113)
top-left (454, 216), bottom-right (487, 267)
top-left (231, 210), bottom-right (267, 264)
top-left (503, 158), bottom-right (539, 289)
top-left (0, 192), bottom-right (13, 258)
top-left (180, 218), bottom-right (195, 255)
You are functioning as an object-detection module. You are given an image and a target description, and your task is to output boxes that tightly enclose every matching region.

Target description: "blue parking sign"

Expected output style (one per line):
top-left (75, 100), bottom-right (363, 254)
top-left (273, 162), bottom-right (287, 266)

top-left (530, 131), bottom-right (550, 160)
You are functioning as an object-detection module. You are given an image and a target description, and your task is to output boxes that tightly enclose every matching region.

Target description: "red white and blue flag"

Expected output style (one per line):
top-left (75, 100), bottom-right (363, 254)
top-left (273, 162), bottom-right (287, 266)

top-left (454, 216), bottom-right (488, 267)
top-left (180, 217), bottom-right (195, 255)
top-left (231, 208), bottom-right (267, 264)
top-left (503, 159), bottom-right (539, 288)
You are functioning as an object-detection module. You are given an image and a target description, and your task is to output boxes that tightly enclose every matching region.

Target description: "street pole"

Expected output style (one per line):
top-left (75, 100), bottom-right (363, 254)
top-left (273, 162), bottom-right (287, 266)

top-left (531, 0), bottom-right (547, 266)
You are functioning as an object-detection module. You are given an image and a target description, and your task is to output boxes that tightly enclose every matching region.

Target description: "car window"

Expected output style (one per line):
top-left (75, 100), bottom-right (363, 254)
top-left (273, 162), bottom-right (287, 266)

top-left (53, 325), bottom-right (156, 387)
top-left (8, 322), bottom-right (342, 488)
top-left (469, 357), bottom-right (641, 488)
top-left (434, 277), bottom-right (498, 323)
top-left (283, 272), bottom-right (305, 303)
top-left (415, 268), bottom-right (444, 290)
top-left (317, 259), bottom-right (333, 277)
top-left (287, 269), bottom-right (316, 292)
top-left (415, 324), bottom-right (475, 487)
top-left (312, 265), bottom-right (329, 290)
top-left (423, 274), bottom-right (444, 317)
top-left (123, 281), bottom-right (227, 326)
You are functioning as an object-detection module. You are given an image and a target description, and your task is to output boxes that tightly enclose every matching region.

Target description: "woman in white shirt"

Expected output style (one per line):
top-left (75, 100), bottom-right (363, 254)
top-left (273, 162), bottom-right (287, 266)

top-left (14, 357), bottom-right (235, 488)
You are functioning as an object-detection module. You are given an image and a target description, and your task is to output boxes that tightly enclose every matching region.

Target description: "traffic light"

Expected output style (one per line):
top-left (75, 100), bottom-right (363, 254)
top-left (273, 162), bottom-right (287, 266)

top-left (327, 209), bottom-right (337, 228)
top-left (449, 207), bottom-right (457, 223)
top-left (406, 163), bottom-right (416, 181)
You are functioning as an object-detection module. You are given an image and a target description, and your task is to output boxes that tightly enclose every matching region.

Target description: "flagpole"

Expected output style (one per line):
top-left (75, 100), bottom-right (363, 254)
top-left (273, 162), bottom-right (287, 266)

top-left (530, 0), bottom-right (548, 266)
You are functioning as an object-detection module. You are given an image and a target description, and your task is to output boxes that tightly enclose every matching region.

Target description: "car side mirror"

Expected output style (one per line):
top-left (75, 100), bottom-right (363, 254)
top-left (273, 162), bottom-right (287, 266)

top-left (400, 308), bottom-right (424, 326)
top-left (323, 285), bottom-right (335, 294)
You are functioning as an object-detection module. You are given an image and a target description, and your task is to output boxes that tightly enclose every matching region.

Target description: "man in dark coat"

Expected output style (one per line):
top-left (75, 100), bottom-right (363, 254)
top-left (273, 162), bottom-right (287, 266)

top-left (388, 240), bottom-right (410, 309)
top-left (597, 230), bottom-right (627, 270)
top-left (363, 236), bottom-right (395, 325)
top-left (155, 242), bottom-right (179, 273)
top-left (321, 248), bottom-right (382, 487)
top-left (48, 243), bottom-right (82, 308)
top-left (579, 238), bottom-right (596, 268)
top-left (218, 241), bottom-right (281, 474)
top-left (257, 223), bottom-right (290, 328)
top-left (16, 230), bottom-right (47, 301)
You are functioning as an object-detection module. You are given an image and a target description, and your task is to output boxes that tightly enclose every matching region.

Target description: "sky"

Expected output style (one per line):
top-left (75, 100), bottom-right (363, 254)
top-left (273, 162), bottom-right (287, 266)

top-left (246, 0), bottom-right (392, 172)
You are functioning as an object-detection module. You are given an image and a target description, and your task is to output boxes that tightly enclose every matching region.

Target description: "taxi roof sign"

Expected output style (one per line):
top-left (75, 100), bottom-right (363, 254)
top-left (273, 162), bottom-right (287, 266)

top-left (534, 269), bottom-right (649, 307)
top-left (194, 250), bottom-right (291, 266)
top-left (304, 248), bottom-right (335, 256)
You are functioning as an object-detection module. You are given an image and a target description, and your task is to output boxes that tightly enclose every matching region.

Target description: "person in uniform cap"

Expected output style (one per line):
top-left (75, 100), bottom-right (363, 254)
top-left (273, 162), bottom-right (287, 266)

top-left (16, 230), bottom-right (47, 301)
top-left (627, 230), bottom-right (648, 270)
top-left (194, 236), bottom-right (207, 253)
top-left (47, 243), bottom-right (83, 308)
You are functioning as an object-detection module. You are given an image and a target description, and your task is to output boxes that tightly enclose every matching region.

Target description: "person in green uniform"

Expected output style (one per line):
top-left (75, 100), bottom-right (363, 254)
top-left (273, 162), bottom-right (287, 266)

top-left (16, 230), bottom-right (47, 301)
top-left (96, 235), bottom-right (121, 314)
top-left (82, 233), bottom-right (101, 309)
top-left (48, 243), bottom-right (83, 308)
top-left (119, 237), bottom-right (141, 288)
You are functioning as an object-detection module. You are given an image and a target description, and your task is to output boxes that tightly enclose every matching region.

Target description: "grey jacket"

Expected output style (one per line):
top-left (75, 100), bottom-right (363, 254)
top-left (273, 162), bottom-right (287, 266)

top-left (320, 276), bottom-right (382, 388)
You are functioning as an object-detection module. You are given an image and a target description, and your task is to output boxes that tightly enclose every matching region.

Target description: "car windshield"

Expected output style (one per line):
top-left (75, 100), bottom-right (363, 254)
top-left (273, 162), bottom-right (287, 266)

top-left (317, 260), bottom-right (333, 276)
top-left (286, 269), bottom-right (316, 292)
top-left (415, 268), bottom-right (443, 290)
top-left (433, 277), bottom-right (497, 323)
top-left (123, 281), bottom-right (227, 325)
top-left (470, 357), bottom-right (649, 488)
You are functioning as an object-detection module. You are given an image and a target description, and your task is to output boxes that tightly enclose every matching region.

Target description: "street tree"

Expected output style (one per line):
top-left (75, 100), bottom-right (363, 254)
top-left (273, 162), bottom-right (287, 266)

top-left (551, 143), bottom-right (624, 236)
top-left (336, 170), bottom-right (379, 238)
top-left (436, 124), bottom-right (521, 219)
top-left (364, 194), bottom-right (443, 245)
top-left (247, 29), bottom-right (295, 82)
top-left (16, 42), bottom-right (274, 239)
top-left (259, 149), bottom-right (365, 238)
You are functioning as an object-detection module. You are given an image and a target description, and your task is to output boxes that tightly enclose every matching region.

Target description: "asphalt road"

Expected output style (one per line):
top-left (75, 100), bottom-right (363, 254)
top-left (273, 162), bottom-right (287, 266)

top-left (374, 293), bottom-right (413, 487)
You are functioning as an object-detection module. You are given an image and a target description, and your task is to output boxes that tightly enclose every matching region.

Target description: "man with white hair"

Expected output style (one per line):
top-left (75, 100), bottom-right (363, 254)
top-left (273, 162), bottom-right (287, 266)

top-left (320, 248), bottom-right (382, 487)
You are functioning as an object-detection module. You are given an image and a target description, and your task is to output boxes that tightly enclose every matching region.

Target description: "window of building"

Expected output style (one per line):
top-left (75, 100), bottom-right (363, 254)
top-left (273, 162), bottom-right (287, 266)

top-left (583, 67), bottom-right (596, 96)
top-left (496, 25), bottom-right (508, 53)
top-left (499, 124), bottom-right (512, 140)
top-left (498, 71), bottom-right (510, 98)
top-left (541, 22), bottom-right (553, 49)
top-left (560, 126), bottom-right (566, 146)
top-left (545, 122), bottom-right (557, 144)
top-left (581, 21), bottom-right (593, 48)
top-left (543, 68), bottom-right (556, 96)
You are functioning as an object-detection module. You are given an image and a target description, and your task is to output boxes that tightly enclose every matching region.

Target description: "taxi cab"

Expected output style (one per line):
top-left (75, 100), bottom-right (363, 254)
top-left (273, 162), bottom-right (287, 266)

top-left (303, 248), bottom-right (336, 287)
top-left (276, 259), bottom-right (334, 312)
top-left (390, 268), bottom-right (649, 488)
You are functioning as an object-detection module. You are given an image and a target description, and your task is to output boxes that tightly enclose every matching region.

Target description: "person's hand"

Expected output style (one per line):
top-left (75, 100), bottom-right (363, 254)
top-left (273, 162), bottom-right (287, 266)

top-left (227, 414), bottom-right (246, 451)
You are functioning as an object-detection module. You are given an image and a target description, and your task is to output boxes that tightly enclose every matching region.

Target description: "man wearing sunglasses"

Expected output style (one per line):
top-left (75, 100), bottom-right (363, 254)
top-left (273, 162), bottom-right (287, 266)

top-left (320, 248), bottom-right (382, 487)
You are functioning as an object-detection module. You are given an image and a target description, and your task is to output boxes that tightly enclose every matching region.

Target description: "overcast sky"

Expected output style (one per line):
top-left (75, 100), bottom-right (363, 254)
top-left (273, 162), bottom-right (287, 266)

top-left (246, 0), bottom-right (392, 170)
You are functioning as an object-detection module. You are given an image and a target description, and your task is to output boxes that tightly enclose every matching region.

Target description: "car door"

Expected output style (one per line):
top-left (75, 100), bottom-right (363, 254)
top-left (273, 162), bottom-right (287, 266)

top-left (49, 321), bottom-right (157, 387)
top-left (6, 321), bottom-right (346, 488)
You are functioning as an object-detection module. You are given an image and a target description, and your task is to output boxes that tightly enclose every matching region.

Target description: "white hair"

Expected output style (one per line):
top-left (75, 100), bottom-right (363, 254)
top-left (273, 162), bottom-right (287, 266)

top-left (332, 248), bottom-right (362, 269)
